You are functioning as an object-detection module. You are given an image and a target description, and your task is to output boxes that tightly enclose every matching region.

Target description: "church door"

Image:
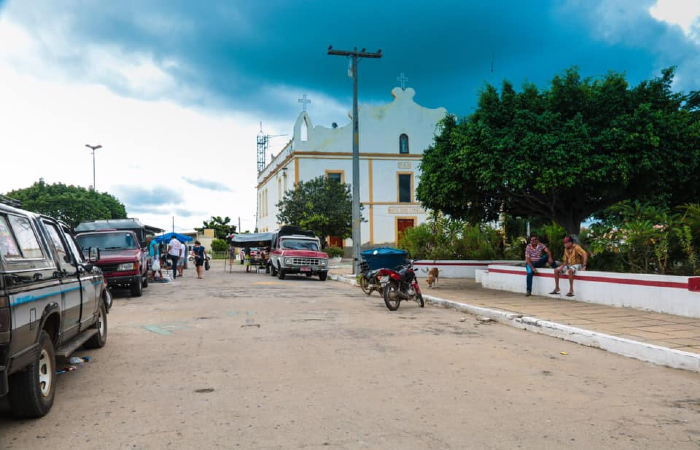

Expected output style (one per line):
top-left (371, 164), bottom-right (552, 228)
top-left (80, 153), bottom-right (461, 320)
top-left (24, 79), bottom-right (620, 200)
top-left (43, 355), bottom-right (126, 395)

top-left (396, 218), bottom-right (415, 244)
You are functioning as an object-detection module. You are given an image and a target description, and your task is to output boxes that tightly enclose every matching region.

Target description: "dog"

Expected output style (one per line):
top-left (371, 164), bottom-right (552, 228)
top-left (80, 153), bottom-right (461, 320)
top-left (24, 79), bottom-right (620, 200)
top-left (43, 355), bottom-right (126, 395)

top-left (426, 267), bottom-right (439, 288)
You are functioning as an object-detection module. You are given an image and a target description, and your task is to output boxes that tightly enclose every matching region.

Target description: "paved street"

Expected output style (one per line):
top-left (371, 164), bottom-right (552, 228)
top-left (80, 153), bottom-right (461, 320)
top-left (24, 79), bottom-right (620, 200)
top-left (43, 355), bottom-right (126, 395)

top-left (1, 261), bottom-right (699, 450)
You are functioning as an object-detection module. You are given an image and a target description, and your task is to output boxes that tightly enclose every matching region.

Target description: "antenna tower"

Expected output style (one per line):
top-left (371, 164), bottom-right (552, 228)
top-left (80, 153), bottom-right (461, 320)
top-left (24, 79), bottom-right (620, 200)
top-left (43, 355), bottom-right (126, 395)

top-left (257, 122), bottom-right (268, 174)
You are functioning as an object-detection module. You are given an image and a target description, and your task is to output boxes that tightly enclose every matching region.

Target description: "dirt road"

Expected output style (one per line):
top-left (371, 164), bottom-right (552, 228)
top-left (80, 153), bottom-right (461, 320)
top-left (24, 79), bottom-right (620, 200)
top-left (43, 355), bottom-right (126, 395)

top-left (1, 262), bottom-right (698, 449)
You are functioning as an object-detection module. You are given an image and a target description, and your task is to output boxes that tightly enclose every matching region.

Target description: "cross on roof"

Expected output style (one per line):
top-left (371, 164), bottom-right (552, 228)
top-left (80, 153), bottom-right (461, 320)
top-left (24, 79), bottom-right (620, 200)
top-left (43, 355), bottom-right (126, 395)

top-left (397, 73), bottom-right (408, 90)
top-left (298, 94), bottom-right (311, 112)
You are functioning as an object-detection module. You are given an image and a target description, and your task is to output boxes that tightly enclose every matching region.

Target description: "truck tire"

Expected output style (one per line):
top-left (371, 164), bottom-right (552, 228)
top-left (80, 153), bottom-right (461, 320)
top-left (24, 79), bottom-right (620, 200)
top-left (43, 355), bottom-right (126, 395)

top-left (130, 276), bottom-right (143, 297)
top-left (84, 302), bottom-right (108, 349)
top-left (319, 272), bottom-right (328, 281)
top-left (270, 263), bottom-right (277, 276)
top-left (8, 330), bottom-right (56, 418)
top-left (277, 265), bottom-right (286, 280)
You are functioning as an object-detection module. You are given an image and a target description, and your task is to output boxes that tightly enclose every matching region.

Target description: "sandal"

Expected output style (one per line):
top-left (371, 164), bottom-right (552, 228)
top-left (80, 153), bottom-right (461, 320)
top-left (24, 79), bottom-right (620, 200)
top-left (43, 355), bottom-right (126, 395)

top-left (566, 292), bottom-right (574, 297)
top-left (549, 290), bottom-right (560, 295)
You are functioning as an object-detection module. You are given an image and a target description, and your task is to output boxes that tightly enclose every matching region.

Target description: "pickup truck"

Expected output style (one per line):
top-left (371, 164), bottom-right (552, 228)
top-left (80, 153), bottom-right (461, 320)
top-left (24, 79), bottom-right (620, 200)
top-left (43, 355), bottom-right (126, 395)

top-left (269, 226), bottom-right (329, 281)
top-left (75, 230), bottom-right (149, 297)
top-left (0, 199), bottom-right (109, 418)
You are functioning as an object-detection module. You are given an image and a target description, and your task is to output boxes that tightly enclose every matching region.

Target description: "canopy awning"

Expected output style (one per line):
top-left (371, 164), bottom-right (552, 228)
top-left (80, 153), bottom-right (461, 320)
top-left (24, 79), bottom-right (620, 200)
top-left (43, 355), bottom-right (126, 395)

top-left (229, 232), bottom-right (273, 247)
top-left (154, 232), bottom-right (194, 243)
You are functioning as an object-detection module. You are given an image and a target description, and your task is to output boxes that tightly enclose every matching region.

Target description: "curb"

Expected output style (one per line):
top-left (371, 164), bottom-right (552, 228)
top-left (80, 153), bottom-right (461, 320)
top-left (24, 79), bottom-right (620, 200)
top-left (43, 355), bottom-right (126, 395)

top-left (329, 273), bottom-right (700, 373)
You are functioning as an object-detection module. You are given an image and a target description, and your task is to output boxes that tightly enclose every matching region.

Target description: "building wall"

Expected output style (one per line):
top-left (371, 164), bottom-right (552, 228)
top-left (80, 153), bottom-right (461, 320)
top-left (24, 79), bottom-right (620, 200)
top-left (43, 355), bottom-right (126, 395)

top-left (257, 87), bottom-right (446, 245)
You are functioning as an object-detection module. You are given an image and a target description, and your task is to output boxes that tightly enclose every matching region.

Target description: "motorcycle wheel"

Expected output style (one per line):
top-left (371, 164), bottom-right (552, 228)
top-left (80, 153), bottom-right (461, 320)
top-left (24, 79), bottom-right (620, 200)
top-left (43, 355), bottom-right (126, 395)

top-left (383, 282), bottom-right (401, 311)
top-left (359, 274), bottom-right (371, 295)
top-left (417, 293), bottom-right (425, 308)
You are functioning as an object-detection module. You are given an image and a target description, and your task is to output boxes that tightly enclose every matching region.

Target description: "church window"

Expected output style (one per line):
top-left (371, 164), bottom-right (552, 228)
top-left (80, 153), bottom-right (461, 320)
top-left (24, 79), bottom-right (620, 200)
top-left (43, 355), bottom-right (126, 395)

top-left (326, 170), bottom-right (344, 184)
top-left (398, 173), bottom-right (413, 203)
top-left (399, 134), bottom-right (409, 154)
top-left (301, 118), bottom-right (308, 142)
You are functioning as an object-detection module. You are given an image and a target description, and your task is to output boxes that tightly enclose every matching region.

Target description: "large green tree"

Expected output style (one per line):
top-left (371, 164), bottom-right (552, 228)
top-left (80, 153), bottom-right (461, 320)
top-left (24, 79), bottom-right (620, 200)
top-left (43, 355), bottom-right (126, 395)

top-left (5, 179), bottom-right (127, 228)
top-left (198, 216), bottom-right (236, 240)
top-left (276, 176), bottom-right (360, 243)
top-left (417, 67), bottom-right (700, 239)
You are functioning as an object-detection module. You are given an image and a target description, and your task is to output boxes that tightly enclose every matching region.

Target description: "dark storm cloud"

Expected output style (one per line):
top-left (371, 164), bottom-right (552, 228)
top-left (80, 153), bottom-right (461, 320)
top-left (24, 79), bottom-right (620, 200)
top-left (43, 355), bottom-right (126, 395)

top-left (182, 177), bottom-right (232, 192)
top-left (10, 0), bottom-right (699, 119)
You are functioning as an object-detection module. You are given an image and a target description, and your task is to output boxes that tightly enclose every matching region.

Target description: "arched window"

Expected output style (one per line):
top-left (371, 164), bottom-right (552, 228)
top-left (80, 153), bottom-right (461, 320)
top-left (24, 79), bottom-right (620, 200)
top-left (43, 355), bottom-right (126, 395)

top-left (399, 134), bottom-right (409, 154)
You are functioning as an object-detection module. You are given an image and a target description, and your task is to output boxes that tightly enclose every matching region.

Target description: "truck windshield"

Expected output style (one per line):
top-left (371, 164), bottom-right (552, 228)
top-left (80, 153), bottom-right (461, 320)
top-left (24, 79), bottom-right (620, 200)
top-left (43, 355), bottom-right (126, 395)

top-left (280, 239), bottom-right (319, 251)
top-left (76, 232), bottom-right (138, 251)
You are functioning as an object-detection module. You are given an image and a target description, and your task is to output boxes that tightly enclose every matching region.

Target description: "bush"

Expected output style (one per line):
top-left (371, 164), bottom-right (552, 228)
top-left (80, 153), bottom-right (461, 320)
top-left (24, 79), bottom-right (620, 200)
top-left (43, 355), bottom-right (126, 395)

top-left (399, 218), bottom-right (504, 260)
top-left (211, 238), bottom-right (228, 252)
top-left (325, 246), bottom-right (344, 258)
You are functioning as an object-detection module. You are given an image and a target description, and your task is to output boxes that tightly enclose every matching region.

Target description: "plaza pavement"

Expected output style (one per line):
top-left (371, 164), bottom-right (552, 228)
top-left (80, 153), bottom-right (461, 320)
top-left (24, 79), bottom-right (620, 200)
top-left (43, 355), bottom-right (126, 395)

top-left (329, 265), bottom-right (700, 372)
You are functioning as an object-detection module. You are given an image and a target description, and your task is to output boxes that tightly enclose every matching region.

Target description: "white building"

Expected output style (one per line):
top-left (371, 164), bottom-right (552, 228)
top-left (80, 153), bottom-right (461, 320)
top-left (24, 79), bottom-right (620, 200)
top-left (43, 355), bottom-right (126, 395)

top-left (256, 86), bottom-right (446, 247)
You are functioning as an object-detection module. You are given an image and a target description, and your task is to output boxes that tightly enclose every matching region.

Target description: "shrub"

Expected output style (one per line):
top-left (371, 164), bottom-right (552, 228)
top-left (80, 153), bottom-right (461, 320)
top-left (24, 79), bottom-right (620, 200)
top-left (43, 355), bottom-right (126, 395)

top-left (211, 238), bottom-right (228, 252)
top-left (399, 217), bottom-right (504, 260)
top-left (325, 246), bottom-right (344, 258)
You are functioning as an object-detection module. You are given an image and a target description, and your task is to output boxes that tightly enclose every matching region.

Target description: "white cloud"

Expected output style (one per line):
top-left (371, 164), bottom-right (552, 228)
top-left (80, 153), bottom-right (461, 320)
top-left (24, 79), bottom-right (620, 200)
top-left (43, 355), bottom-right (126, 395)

top-left (650, 0), bottom-right (700, 36)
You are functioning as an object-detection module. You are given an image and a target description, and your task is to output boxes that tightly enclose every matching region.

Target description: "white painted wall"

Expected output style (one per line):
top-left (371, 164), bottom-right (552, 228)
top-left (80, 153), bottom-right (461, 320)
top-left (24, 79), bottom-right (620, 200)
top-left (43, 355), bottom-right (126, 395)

top-left (479, 264), bottom-right (700, 318)
top-left (413, 260), bottom-right (519, 279)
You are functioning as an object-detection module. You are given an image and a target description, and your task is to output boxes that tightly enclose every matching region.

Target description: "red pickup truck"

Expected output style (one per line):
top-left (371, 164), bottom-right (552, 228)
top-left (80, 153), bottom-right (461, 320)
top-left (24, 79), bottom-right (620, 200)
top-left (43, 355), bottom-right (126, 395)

top-left (75, 230), bottom-right (149, 296)
top-left (269, 226), bottom-right (329, 281)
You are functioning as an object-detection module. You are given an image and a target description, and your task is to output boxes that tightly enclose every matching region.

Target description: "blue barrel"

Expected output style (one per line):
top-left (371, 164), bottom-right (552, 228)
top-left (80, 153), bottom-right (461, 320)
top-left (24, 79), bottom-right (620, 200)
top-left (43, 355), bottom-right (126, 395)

top-left (361, 247), bottom-right (408, 270)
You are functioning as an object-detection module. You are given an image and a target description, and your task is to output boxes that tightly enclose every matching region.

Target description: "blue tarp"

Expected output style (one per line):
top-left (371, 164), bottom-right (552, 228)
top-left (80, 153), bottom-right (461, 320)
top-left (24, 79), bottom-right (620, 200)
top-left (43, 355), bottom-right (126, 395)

top-left (361, 247), bottom-right (408, 270)
top-left (229, 232), bottom-right (273, 246)
top-left (154, 232), bottom-right (193, 243)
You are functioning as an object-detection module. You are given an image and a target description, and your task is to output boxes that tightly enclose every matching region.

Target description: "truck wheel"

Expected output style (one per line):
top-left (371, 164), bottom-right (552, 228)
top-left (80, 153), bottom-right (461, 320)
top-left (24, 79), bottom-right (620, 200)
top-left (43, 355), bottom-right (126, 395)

top-left (8, 330), bottom-right (56, 418)
top-left (103, 287), bottom-right (113, 311)
top-left (277, 265), bottom-right (286, 280)
top-left (319, 272), bottom-right (328, 281)
top-left (130, 276), bottom-right (143, 297)
top-left (142, 274), bottom-right (149, 288)
top-left (270, 263), bottom-right (277, 276)
top-left (84, 302), bottom-right (108, 349)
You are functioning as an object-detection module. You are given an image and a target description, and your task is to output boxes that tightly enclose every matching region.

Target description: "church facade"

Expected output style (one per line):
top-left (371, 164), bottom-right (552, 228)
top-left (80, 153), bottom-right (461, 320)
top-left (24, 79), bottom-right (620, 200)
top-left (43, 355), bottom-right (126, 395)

top-left (256, 86), bottom-right (447, 247)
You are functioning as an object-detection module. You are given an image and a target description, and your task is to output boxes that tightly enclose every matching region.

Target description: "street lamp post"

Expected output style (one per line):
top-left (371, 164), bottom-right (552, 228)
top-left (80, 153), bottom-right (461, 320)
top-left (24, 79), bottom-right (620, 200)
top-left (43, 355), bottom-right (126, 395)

top-left (85, 144), bottom-right (102, 191)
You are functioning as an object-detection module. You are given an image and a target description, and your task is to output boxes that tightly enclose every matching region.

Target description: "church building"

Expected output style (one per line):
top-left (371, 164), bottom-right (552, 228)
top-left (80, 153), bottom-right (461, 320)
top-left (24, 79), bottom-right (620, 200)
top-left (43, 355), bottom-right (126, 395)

top-left (256, 85), bottom-right (447, 247)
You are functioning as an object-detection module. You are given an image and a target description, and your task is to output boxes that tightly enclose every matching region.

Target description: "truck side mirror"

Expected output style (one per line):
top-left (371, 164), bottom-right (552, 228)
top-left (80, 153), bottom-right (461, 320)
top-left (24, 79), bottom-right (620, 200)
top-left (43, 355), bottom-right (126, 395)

top-left (89, 247), bottom-right (101, 262)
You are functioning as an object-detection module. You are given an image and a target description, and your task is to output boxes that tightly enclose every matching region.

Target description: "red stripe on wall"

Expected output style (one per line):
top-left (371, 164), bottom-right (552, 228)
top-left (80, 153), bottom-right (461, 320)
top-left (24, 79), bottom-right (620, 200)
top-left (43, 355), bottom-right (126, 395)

top-left (488, 268), bottom-right (689, 289)
top-left (414, 262), bottom-right (516, 267)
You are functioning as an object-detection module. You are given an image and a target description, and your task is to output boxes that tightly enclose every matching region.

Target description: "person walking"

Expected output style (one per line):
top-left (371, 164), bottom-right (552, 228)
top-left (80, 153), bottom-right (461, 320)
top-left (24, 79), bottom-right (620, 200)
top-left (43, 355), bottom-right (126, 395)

top-left (191, 240), bottom-right (208, 279)
top-left (167, 236), bottom-right (183, 279)
top-left (524, 233), bottom-right (556, 296)
top-left (551, 236), bottom-right (588, 297)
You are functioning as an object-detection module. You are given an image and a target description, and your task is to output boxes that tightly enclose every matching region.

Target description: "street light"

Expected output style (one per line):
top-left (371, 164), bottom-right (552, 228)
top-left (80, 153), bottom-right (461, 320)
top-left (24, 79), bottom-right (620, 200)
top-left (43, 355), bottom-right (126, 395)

top-left (85, 144), bottom-right (102, 191)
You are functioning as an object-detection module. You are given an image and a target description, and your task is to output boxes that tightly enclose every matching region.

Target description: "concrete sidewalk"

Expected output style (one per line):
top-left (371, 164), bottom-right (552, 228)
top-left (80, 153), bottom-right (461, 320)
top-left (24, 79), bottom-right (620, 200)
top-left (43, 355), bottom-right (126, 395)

top-left (330, 266), bottom-right (700, 372)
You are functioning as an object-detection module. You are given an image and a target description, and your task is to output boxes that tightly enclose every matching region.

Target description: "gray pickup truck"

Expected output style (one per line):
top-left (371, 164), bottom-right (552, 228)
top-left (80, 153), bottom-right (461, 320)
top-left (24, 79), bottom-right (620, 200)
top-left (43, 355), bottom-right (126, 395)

top-left (0, 199), bottom-right (109, 418)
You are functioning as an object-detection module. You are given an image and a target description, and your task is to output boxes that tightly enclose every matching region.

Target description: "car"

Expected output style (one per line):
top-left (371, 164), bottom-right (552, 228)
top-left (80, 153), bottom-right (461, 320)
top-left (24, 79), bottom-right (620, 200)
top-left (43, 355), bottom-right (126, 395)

top-left (75, 230), bottom-right (149, 297)
top-left (269, 226), bottom-right (329, 281)
top-left (0, 197), bottom-right (109, 418)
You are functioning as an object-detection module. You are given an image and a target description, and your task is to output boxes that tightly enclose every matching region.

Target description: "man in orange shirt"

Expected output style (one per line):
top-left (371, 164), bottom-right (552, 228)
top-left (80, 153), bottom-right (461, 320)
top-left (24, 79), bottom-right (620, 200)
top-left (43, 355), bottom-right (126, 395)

top-left (550, 236), bottom-right (588, 297)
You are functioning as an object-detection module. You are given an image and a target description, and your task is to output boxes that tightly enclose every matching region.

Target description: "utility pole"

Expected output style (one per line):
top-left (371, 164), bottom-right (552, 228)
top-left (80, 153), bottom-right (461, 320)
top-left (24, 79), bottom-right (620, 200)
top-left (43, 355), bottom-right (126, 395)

top-left (238, 217), bottom-right (241, 234)
top-left (328, 46), bottom-right (382, 275)
top-left (85, 144), bottom-right (102, 191)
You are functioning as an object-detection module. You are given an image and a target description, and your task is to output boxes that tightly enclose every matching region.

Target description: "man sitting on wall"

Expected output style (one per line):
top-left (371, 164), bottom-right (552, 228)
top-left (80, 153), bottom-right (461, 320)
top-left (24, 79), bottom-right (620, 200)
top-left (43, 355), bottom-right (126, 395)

top-left (524, 233), bottom-right (556, 297)
top-left (550, 236), bottom-right (588, 297)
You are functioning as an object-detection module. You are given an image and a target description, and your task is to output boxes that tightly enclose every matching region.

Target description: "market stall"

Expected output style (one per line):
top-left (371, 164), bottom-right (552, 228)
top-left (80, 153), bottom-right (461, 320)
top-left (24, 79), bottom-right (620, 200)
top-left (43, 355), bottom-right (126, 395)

top-left (229, 232), bottom-right (273, 273)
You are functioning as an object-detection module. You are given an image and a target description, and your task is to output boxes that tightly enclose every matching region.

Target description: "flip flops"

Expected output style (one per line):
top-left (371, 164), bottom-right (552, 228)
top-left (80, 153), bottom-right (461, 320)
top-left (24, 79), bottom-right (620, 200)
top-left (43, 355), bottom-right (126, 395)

top-left (566, 292), bottom-right (575, 297)
top-left (549, 290), bottom-right (560, 295)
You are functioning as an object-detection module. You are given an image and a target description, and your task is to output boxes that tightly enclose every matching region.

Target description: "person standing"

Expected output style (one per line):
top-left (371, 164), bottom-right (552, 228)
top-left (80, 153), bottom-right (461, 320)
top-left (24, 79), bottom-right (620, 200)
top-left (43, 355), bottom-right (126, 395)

top-left (177, 241), bottom-right (186, 277)
top-left (191, 240), bottom-right (208, 279)
top-left (524, 233), bottom-right (556, 297)
top-left (167, 236), bottom-right (182, 279)
top-left (147, 236), bottom-right (163, 281)
top-left (551, 236), bottom-right (588, 297)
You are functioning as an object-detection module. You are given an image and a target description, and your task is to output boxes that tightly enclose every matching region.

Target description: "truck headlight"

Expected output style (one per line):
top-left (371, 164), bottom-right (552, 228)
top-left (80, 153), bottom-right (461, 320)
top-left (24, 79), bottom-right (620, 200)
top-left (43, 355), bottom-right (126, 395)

top-left (319, 260), bottom-right (327, 266)
top-left (117, 262), bottom-right (138, 271)
top-left (284, 257), bottom-right (293, 265)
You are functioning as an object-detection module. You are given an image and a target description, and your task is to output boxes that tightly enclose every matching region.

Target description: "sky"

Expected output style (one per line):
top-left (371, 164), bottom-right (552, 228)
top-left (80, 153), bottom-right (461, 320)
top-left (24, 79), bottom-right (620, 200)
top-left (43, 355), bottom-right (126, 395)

top-left (1, 0), bottom-right (699, 233)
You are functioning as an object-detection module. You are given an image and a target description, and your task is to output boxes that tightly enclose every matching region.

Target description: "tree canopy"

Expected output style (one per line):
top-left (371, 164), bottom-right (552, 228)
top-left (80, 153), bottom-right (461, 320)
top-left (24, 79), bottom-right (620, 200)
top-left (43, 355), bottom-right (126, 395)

top-left (417, 67), bottom-right (700, 238)
top-left (276, 176), bottom-right (360, 243)
top-left (5, 180), bottom-right (127, 229)
top-left (198, 216), bottom-right (236, 240)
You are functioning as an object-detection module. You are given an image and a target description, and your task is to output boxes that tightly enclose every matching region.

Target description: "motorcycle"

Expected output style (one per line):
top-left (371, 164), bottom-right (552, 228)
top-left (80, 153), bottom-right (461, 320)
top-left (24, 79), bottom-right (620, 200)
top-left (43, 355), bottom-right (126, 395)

top-left (357, 261), bottom-right (385, 297)
top-left (381, 260), bottom-right (424, 311)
